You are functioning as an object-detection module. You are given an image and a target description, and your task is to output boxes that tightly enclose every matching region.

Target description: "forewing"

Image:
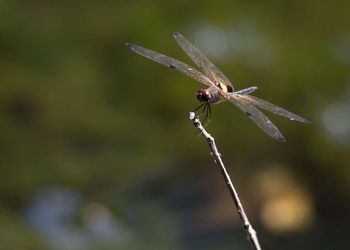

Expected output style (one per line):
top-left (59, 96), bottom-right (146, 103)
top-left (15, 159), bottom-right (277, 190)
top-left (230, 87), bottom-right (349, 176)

top-left (221, 92), bottom-right (286, 142)
top-left (126, 42), bottom-right (213, 87)
top-left (237, 94), bottom-right (311, 123)
top-left (173, 32), bottom-right (233, 87)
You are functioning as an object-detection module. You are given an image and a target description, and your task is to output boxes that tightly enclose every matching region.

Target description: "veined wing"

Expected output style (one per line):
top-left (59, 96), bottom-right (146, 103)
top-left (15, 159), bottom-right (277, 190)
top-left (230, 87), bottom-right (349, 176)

top-left (173, 32), bottom-right (233, 88)
top-left (220, 91), bottom-right (286, 142)
top-left (126, 42), bottom-right (214, 87)
top-left (236, 94), bottom-right (311, 123)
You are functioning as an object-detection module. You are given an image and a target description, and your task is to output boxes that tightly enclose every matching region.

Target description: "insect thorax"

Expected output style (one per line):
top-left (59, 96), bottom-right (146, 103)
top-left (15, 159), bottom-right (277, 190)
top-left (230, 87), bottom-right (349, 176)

top-left (209, 88), bottom-right (221, 103)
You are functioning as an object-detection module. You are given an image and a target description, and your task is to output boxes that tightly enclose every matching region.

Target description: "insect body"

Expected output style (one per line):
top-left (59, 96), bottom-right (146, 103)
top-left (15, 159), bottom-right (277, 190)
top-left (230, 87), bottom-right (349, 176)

top-left (126, 32), bottom-right (310, 142)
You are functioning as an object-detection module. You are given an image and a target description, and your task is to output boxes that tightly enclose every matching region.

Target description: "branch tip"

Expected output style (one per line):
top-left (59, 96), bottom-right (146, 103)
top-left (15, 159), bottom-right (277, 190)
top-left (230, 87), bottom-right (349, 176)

top-left (188, 111), bottom-right (196, 120)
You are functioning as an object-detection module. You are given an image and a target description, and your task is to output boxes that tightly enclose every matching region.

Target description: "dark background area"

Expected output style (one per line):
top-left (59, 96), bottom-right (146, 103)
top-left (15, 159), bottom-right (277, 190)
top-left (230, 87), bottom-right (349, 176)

top-left (1, 1), bottom-right (350, 249)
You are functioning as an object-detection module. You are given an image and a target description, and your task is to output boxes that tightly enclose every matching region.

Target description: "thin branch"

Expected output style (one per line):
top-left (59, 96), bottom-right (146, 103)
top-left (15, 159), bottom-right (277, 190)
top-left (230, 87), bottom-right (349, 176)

top-left (188, 112), bottom-right (262, 250)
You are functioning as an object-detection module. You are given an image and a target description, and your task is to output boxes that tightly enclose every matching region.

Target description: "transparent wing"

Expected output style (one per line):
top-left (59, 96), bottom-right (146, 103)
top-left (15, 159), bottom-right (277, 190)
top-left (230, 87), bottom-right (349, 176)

top-left (126, 42), bottom-right (214, 87)
top-left (173, 32), bottom-right (233, 87)
top-left (220, 92), bottom-right (286, 142)
top-left (237, 94), bottom-right (311, 123)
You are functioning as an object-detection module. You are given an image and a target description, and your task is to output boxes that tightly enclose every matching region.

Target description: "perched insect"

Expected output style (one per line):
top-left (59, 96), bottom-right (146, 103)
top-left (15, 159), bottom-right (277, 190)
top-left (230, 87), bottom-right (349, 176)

top-left (126, 32), bottom-right (310, 142)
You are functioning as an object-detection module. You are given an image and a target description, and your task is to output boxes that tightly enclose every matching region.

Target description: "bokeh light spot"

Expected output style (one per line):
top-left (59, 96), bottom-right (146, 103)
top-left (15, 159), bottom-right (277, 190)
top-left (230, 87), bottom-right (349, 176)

top-left (194, 25), bottom-right (228, 59)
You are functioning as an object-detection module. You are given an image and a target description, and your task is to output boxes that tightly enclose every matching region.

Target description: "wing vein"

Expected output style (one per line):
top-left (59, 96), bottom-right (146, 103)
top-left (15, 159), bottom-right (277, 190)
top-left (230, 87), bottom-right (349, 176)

top-left (220, 92), bottom-right (286, 142)
top-left (126, 42), bottom-right (214, 87)
top-left (173, 32), bottom-right (233, 88)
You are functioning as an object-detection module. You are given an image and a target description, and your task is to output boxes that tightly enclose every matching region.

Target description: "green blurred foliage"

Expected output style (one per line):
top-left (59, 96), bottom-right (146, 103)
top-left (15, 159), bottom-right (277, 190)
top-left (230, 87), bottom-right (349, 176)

top-left (0, 0), bottom-right (350, 249)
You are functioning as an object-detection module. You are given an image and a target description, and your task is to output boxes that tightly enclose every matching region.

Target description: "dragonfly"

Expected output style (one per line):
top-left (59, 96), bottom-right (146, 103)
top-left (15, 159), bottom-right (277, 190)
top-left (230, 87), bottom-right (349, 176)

top-left (126, 32), bottom-right (310, 142)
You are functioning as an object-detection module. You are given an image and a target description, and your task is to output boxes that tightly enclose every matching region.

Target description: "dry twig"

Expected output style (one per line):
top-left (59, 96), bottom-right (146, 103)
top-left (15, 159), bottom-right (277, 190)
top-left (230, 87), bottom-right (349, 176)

top-left (188, 112), bottom-right (262, 250)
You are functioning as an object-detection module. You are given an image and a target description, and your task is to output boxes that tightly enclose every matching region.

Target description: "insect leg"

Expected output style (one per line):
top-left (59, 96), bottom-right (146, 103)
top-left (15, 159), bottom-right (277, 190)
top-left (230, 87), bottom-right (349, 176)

top-left (203, 104), bottom-right (212, 128)
top-left (202, 104), bottom-right (209, 124)
top-left (193, 103), bottom-right (205, 113)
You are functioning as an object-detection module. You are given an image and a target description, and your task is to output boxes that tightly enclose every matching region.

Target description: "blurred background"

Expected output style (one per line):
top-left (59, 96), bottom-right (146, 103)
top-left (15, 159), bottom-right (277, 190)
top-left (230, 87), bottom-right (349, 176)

top-left (1, 1), bottom-right (350, 249)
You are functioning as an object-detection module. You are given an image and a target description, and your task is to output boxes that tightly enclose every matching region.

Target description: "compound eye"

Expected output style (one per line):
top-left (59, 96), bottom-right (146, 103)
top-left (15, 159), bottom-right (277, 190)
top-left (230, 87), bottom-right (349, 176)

top-left (196, 89), bottom-right (211, 102)
top-left (196, 92), bottom-right (203, 101)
